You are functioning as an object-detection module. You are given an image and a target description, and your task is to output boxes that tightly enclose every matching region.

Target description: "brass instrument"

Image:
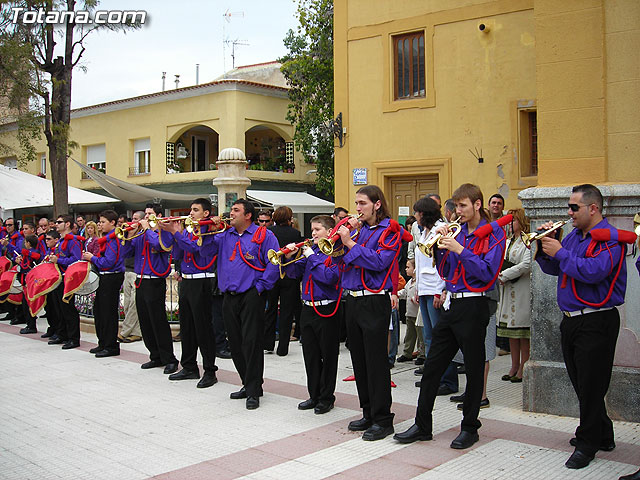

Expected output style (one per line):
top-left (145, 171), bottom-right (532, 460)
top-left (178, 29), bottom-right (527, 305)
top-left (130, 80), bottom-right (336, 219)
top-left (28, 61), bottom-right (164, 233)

top-left (634, 213), bottom-right (640, 237)
top-left (184, 216), bottom-right (230, 236)
top-left (267, 239), bottom-right (313, 266)
top-left (522, 219), bottom-right (570, 248)
top-left (318, 213), bottom-right (363, 255)
top-left (147, 214), bottom-right (191, 229)
top-left (417, 217), bottom-right (462, 257)
top-left (114, 223), bottom-right (145, 242)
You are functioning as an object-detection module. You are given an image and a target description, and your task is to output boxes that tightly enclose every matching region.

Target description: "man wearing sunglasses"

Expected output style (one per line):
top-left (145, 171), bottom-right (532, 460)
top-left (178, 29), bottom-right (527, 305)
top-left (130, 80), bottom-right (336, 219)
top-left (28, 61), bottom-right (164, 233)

top-left (0, 218), bottom-right (26, 325)
top-left (536, 184), bottom-right (628, 470)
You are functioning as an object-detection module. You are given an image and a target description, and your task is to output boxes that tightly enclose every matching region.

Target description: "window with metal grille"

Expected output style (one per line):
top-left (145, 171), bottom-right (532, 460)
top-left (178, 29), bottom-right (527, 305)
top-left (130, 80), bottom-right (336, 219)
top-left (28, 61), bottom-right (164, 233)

top-left (285, 142), bottom-right (294, 164)
top-left (394, 31), bottom-right (425, 100)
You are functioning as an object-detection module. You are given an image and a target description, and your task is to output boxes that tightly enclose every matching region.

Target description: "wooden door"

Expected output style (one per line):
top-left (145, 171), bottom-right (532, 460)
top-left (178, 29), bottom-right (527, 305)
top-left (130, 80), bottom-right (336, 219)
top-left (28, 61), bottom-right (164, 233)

top-left (389, 175), bottom-right (438, 221)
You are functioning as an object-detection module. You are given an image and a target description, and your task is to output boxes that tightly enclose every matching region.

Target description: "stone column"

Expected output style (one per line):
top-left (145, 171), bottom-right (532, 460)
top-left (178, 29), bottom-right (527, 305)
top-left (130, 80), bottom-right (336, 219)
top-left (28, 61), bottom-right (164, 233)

top-left (519, 184), bottom-right (640, 422)
top-left (212, 148), bottom-right (251, 215)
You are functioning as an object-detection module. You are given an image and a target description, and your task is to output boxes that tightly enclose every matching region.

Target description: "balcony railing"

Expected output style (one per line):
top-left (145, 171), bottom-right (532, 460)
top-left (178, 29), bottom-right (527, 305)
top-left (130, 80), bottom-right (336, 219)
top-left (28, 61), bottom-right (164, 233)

top-left (129, 166), bottom-right (150, 176)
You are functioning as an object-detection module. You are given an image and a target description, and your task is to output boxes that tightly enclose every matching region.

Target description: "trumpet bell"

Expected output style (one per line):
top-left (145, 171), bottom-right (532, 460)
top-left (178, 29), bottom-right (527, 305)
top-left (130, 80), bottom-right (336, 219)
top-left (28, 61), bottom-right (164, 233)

top-left (267, 249), bottom-right (282, 266)
top-left (317, 237), bottom-right (334, 255)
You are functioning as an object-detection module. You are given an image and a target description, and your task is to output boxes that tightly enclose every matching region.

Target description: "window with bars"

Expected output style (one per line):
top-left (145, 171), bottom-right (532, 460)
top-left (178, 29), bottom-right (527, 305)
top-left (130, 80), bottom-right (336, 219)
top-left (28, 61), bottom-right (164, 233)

top-left (131, 138), bottom-right (151, 175)
top-left (394, 31), bottom-right (425, 100)
top-left (285, 142), bottom-right (294, 164)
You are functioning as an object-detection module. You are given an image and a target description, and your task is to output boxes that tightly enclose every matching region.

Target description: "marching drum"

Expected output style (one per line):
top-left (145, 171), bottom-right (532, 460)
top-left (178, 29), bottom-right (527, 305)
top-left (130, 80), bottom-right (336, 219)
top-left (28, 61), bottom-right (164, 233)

top-left (63, 261), bottom-right (98, 302)
top-left (75, 269), bottom-right (99, 296)
top-left (9, 277), bottom-right (22, 294)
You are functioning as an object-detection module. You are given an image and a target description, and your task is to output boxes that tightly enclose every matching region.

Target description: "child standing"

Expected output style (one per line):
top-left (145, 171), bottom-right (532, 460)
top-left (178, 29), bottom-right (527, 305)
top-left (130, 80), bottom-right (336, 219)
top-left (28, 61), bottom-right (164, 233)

top-left (14, 234), bottom-right (42, 334)
top-left (397, 259), bottom-right (424, 364)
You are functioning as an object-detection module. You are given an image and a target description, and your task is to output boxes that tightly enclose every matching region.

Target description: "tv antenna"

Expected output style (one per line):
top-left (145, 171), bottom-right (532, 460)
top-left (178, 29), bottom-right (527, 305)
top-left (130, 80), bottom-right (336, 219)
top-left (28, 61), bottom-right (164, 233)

top-left (222, 9), bottom-right (245, 76)
top-left (225, 39), bottom-right (249, 69)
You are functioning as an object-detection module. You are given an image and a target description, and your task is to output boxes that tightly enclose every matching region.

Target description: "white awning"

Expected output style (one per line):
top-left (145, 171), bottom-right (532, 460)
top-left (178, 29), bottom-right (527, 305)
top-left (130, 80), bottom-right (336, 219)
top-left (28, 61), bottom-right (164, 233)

top-left (246, 189), bottom-right (334, 214)
top-left (0, 164), bottom-right (118, 210)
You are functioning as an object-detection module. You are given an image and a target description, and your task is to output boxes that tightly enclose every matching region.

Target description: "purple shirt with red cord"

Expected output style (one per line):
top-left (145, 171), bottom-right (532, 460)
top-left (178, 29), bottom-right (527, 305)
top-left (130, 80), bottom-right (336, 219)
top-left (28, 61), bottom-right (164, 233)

top-left (536, 217), bottom-right (627, 312)
top-left (283, 244), bottom-right (341, 302)
top-left (90, 234), bottom-right (125, 273)
top-left (120, 229), bottom-right (174, 277)
top-left (434, 218), bottom-right (506, 294)
top-left (209, 223), bottom-right (280, 294)
top-left (54, 234), bottom-right (83, 272)
top-left (172, 224), bottom-right (216, 275)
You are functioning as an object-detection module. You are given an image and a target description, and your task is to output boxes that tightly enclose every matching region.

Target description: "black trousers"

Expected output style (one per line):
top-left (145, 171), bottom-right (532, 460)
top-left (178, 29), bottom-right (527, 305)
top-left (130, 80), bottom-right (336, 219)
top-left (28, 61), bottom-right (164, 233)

top-left (94, 273), bottom-right (124, 353)
top-left (22, 297), bottom-right (37, 330)
top-left (44, 295), bottom-right (59, 335)
top-left (300, 303), bottom-right (340, 404)
top-left (264, 277), bottom-right (301, 355)
top-left (211, 295), bottom-right (229, 352)
top-left (345, 294), bottom-right (394, 427)
top-left (223, 288), bottom-right (266, 397)
top-left (179, 278), bottom-right (217, 374)
top-left (136, 278), bottom-right (177, 365)
top-left (416, 297), bottom-right (489, 434)
top-left (560, 308), bottom-right (620, 456)
top-left (51, 282), bottom-right (80, 342)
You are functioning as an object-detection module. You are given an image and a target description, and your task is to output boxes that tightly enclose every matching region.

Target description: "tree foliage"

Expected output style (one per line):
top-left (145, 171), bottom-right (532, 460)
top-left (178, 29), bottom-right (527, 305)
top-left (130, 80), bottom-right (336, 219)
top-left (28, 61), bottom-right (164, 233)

top-left (279, 0), bottom-right (334, 196)
top-left (0, 0), bottom-right (139, 216)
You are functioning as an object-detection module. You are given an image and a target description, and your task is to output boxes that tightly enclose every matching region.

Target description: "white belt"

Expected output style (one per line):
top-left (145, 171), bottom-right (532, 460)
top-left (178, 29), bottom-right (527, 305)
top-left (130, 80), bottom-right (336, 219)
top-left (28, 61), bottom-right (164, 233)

top-left (303, 299), bottom-right (336, 307)
top-left (346, 289), bottom-right (388, 297)
top-left (562, 306), bottom-right (614, 318)
top-left (137, 274), bottom-right (162, 279)
top-left (181, 272), bottom-right (215, 279)
top-left (99, 271), bottom-right (123, 275)
top-left (449, 291), bottom-right (486, 299)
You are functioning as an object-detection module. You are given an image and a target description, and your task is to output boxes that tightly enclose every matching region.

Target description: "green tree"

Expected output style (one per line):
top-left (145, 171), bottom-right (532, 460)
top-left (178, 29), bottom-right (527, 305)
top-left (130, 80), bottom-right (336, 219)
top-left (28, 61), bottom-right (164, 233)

top-left (0, 0), bottom-right (139, 216)
top-left (279, 0), bottom-right (334, 195)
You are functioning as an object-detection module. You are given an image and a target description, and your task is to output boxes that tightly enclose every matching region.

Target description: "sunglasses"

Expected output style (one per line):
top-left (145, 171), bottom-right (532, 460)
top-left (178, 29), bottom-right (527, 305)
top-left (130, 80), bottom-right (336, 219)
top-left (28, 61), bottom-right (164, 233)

top-left (258, 219), bottom-right (270, 223)
top-left (45, 237), bottom-right (54, 241)
top-left (568, 203), bottom-right (589, 212)
top-left (55, 220), bottom-right (64, 224)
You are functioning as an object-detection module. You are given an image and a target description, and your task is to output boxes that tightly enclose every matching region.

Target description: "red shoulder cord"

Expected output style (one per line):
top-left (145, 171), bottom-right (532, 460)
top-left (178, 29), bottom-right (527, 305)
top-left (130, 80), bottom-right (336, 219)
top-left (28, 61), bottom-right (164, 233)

top-left (185, 232), bottom-right (217, 271)
top-left (359, 220), bottom-right (408, 293)
top-left (96, 236), bottom-right (121, 272)
top-left (20, 249), bottom-right (41, 269)
top-left (228, 226), bottom-right (267, 272)
top-left (306, 255), bottom-right (343, 318)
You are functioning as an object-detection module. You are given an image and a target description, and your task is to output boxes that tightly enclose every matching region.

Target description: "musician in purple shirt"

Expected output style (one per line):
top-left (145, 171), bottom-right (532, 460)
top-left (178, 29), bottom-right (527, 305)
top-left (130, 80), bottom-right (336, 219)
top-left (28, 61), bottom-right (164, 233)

top-left (536, 184), bottom-right (628, 470)
top-left (121, 205), bottom-right (179, 374)
top-left (160, 198), bottom-right (218, 389)
top-left (83, 210), bottom-right (125, 358)
top-left (283, 215), bottom-right (341, 415)
top-left (47, 214), bottom-right (83, 349)
top-left (209, 198), bottom-right (280, 410)
top-left (395, 184), bottom-right (507, 450)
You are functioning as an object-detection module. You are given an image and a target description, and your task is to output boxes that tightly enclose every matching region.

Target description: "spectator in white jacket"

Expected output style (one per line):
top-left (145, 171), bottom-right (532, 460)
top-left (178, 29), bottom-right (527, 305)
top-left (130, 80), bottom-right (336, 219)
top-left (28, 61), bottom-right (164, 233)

top-left (397, 259), bottom-right (424, 363)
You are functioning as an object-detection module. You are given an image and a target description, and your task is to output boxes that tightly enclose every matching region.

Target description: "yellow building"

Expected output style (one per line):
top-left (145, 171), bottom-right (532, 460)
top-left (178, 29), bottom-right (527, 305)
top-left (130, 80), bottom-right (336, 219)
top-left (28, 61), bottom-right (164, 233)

top-left (333, 0), bottom-right (639, 215)
top-left (0, 61), bottom-right (318, 213)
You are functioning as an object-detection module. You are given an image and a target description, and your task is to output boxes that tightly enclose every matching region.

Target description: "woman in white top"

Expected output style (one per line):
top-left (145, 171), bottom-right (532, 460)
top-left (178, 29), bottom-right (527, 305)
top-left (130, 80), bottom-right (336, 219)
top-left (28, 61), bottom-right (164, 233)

top-left (497, 208), bottom-right (531, 382)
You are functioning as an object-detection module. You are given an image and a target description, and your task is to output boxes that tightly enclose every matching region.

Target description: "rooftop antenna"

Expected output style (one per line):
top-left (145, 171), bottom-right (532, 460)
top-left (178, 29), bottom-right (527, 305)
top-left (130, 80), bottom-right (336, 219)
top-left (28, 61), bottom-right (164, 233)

top-left (222, 9), bottom-right (244, 77)
top-left (174, 74), bottom-right (180, 89)
top-left (162, 72), bottom-right (166, 91)
top-left (196, 64), bottom-right (200, 85)
top-left (225, 39), bottom-right (249, 69)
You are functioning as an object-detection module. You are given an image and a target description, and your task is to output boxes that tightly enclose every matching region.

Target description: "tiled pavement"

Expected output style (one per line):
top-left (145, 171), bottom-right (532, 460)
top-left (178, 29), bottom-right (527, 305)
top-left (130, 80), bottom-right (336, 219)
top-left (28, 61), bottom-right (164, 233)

top-left (1, 316), bottom-right (638, 480)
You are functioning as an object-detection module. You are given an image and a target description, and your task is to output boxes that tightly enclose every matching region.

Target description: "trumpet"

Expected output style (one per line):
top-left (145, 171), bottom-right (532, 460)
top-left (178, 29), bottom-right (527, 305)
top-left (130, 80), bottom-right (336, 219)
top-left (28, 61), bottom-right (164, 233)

top-left (114, 223), bottom-right (145, 242)
top-left (267, 239), bottom-right (313, 266)
top-left (317, 213), bottom-right (363, 255)
top-left (522, 219), bottom-right (570, 248)
top-left (184, 216), bottom-right (230, 236)
top-left (147, 214), bottom-right (191, 229)
top-left (417, 217), bottom-right (462, 257)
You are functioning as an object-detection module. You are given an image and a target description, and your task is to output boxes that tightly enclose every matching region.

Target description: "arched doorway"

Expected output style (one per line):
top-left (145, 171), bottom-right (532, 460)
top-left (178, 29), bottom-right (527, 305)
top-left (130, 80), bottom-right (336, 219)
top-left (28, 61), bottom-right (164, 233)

top-left (169, 125), bottom-right (219, 174)
top-left (244, 125), bottom-right (294, 173)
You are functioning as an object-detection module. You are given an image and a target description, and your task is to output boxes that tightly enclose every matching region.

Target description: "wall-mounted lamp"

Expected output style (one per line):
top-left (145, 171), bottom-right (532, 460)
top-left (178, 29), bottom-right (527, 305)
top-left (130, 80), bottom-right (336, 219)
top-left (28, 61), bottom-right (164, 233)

top-left (478, 23), bottom-right (490, 33)
top-left (332, 112), bottom-right (344, 148)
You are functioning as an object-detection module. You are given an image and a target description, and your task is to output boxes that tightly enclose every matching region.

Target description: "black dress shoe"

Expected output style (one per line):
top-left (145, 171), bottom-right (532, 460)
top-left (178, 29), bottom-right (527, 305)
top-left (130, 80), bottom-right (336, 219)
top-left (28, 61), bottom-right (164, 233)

top-left (348, 417), bottom-right (373, 432)
top-left (48, 336), bottom-right (64, 345)
top-left (314, 402), bottom-right (334, 414)
top-left (298, 398), bottom-right (317, 410)
top-left (438, 385), bottom-right (457, 396)
top-left (450, 430), bottom-right (479, 449)
top-left (141, 360), bottom-right (162, 369)
top-left (457, 398), bottom-right (489, 410)
top-left (89, 346), bottom-right (103, 354)
top-left (41, 332), bottom-right (53, 338)
top-left (393, 424), bottom-right (433, 444)
top-left (163, 362), bottom-right (178, 374)
top-left (10, 318), bottom-right (26, 325)
top-left (415, 381), bottom-right (421, 388)
top-left (95, 349), bottom-right (120, 358)
top-left (230, 387), bottom-right (247, 399)
top-left (246, 396), bottom-right (259, 410)
top-left (565, 449), bottom-right (594, 469)
top-left (216, 349), bottom-right (232, 359)
top-left (61, 341), bottom-right (80, 350)
top-left (362, 424), bottom-right (394, 441)
top-left (169, 369), bottom-right (200, 381)
top-left (570, 437), bottom-right (615, 452)
top-left (620, 467), bottom-right (640, 480)
top-left (396, 355), bottom-right (412, 363)
top-left (196, 372), bottom-right (218, 388)
top-left (414, 368), bottom-right (424, 376)
top-left (415, 357), bottom-right (425, 366)
top-left (19, 327), bottom-right (37, 334)
top-left (450, 393), bottom-right (465, 403)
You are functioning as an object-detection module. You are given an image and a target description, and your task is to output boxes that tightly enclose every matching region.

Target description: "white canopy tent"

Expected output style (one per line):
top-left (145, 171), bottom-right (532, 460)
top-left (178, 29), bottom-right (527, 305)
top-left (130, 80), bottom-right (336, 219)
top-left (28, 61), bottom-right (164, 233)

top-left (246, 190), bottom-right (334, 214)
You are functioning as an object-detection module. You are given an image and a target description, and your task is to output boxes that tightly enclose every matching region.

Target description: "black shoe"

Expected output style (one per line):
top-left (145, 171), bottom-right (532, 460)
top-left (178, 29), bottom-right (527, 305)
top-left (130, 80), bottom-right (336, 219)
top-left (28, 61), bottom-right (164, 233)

top-left (314, 402), bottom-right (334, 415)
top-left (48, 336), bottom-right (64, 345)
top-left (393, 424), bottom-right (433, 444)
top-left (61, 341), bottom-right (80, 350)
top-left (141, 360), bottom-right (162, 369)
top-left (396, 355), bottom-right (412, 363)
top-left (41, 332), bottom-right (53, 338)
top-left (620, 468), bottom-right (640, 480)
top-left (415, 357), bottom-right (425, 366)
top-left (298, 398), bottom-right (317, 410)
top-left (216, 349), bottom-right (232, 359)
top-left (169, 369), bottom-right (200, 381)
top-left (230, 387), bottom-right (248, 399)
top-left (196, 372), bottom-right (218, 388)
top-left (276, 348), bottom-right (288, 357)
top-left (570, 437), bottom-right (615, 452)
top-left (0, 315), bottom-right (15, 321)
top-left (457, 398), bottom-right (489, 410)
top-left (163, 362), bottom-right (179, 374)
top-left (415, 381), bottom-right (421, 388)
top-left (9, 318), bottom-right (26, 325)
top-left (19, 327), bottom-right (37, 334)
top-left (450, 393), bottom-right (465, 403)
top-left (362, 424), bottom-right (394, 441)
top-left (450, 430), bottom-right (479, 449)
top-left (438, 385), bottom-right (458, 396)
top-left (246, 396), bottom-right (259, 410)
top-left (348, 417), bottom-right (373, 432)
top-left (89, 346), bottom-right (103, 354)
top-left (95, 349), bottom-right (119, 358)
top-left (565, 449), bottom-right (594, 469)
top-left (414, 368), bottom-right (424, 376)
top-left (457, 365), bottom-right (466, 374)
